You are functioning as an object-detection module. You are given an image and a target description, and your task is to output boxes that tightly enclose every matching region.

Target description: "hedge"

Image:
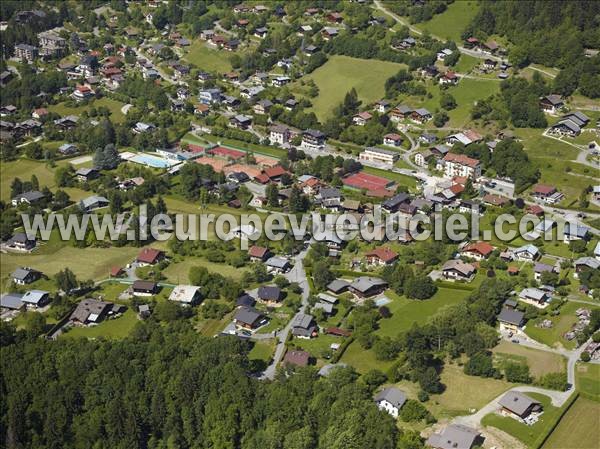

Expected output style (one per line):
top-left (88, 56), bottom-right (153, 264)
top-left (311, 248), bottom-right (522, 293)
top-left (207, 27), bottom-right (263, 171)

top-left (532, 391), bottom-right (579, 449)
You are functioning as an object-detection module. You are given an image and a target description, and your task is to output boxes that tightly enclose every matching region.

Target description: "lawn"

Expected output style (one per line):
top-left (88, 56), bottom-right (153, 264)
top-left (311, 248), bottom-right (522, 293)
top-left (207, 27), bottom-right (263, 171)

top-left (62, 309), bottom-right (138, 339)
top-left (482, 392), bottom-right (560, 448)
top-left (290, 334), bottom-right (343, 361)
top-left (48, 97), bottom-right (126, 123)
top-left (525, 302), bottom-right (598, 350)
top-left (299, 55), bottom-right (406, 121)
top-left (492, 340), bottom-right (566, 378)
top-left (339, 339), bottom-right (395, 374)
top-left (442, 78), bottom-right (500, 128)
top-left (575, 363), bottom-right (600, 400)
top-left (1, 159), bottom-right (57, 201)
top-left (453, 54), bottom-right (480, 74)
top-left (183, 40), bottom-right (234, 73)
top-left (542, 396), bottom-right (600, 449)
top-left (249, 339), bottom-right (276, 362)
top-left (362, 166), bottom-right (418, 189)
top-left (416, 1), bottom-right (480, 42)
top-left (201, 134), bottom-right (287, 159)
top-left (162, 256), bottom-right (248, 282)
top-left (375, 288), bottom-right (470, 338)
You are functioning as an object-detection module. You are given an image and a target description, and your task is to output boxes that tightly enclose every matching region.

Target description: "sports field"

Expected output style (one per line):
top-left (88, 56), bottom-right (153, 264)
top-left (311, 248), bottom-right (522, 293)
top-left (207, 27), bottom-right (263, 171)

top-left (416, 1), bottom-right (480, 42)
top-left (301, 55), bottom-right (406, 121)
top-left (542, 396), bottom-right (600, 449)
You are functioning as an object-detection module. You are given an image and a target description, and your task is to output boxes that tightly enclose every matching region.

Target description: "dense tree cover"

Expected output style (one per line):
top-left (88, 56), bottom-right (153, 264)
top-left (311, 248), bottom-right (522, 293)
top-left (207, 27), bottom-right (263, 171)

top-left (385, 0), bottom-right (452, 24)
top-left (0, 321), bottom-right (409, 449)
top-left (0, 63), bottom-right (67, 110)
top-left (465, 1), bottom-right (600, 98)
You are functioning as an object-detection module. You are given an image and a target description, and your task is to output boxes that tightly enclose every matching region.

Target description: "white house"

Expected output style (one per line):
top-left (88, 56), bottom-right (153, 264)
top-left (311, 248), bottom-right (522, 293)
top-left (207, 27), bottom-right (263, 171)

top-left (374, 387), bottom-right (407, 418)
top-left (359, 147), bottom-right (399, 166)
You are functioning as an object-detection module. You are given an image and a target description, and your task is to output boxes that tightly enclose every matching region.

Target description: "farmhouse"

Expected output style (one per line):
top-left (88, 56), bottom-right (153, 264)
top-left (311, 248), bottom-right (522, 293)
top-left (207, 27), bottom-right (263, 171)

top-left (359, 147), bottom-right (399, 166)
top-left (498, 391), bottom-right (542, 420)
top-left (441, 260), bottom-right (476, 282)
top-left (348, 277), bottom-right (388, 298)
top-left (137, 248), bottom-right (165, 266)
top-left (498, 307), bottom-right (525, 332)
top-left (374, 387), bottom-right (407, 418)
top-left (427, 424), bottom-right (483, 449)
top-left (168, 285), bottom-right (202, 305)
top-left (389, 105), bottom-right (412, 122)
top-left (76, 168), bottom-right (99, 182)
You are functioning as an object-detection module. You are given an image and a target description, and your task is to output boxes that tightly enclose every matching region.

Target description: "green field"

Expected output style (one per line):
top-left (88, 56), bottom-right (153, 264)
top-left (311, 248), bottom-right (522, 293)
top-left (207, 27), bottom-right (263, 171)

top-left (183, 40), bottom-right (234, 73)
top-left (492, 340), bottom-right (566, 378)
top-left (542, 396), bottom-right (600, 449)
top-left (375, 288), bottom-right (470, 337)
top-left (162, 256), bottom-right (248, 282)
top-left (299, 55), bottom-right (406, 121)
top-left (48, 97), bottom-right (126, 123)
top-left (416, 1), bottom-right (480, 42)
top-left (361, 166), bottom-right (418, 189)
top-left (1, 159), bottom-right (57, 201)
top-left (576, 363), bottom-right (600, 400)
top-left (62, 309), bottom-right (138, 339)
top-left (249, 339), bottom-right (276, 362)
top-left (482, 393), bottom-right (560, 448)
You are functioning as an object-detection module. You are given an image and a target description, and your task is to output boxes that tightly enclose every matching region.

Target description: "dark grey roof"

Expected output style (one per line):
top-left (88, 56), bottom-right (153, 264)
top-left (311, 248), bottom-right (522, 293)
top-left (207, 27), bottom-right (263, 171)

top-left (13, 190), bottom-right (45, 202)
top-left (236, 294), bottom-right (256, 307)
top-left (319, 187), bottom-right (341, 200)
top-left (383, 193), bottom-right (410, 209)
top-left (498, 391), bottom-right (540, 416)
top-left (258, 286), bottom-right (281, 301)
top-left (70, 298), bottom-right (111, 323)
top-left (498, 307), bottom-right (525, 326)
top-left (1, 293), bottom-right (24, 309)
top-left (234, 306), bottom-right (263, 325)
top-left (304, 128), bottom-right (325, 138)
top-left (427, 425), bottom-right (481, 449)
top-left (327, 279), bottom-right (349, 293)
top-left (265, 256), bottom-right (290, 269)
top-left (12, 267), bottom-right (40, 280)
top-left (292, 313), bottom-right (314, 330)
top-left (349, 276), bottom-right (387, 293)
top-left (374, 387), bottom-right (407, 409)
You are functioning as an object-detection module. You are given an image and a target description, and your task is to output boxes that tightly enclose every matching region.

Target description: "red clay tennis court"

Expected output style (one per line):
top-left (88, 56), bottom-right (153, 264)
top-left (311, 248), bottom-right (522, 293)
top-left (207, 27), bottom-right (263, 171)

top-left (342, 171), bottom-right (394, 191)
top-left (207, 146), bottom-right (246, 159)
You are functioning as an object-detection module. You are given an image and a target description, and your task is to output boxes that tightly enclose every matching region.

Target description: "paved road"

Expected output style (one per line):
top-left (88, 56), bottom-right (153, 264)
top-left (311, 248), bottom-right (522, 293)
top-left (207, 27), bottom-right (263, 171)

top-left (260, 245), bottom-right (311, 380)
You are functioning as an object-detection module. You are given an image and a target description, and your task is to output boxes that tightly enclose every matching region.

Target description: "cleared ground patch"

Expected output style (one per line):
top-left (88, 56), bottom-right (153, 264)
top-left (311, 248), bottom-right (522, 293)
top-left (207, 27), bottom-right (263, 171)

top-left (48, 97), bottom-right (126, 123)
top-left (416, 1), bottom-right (480, 42)
top-left (183, 40), bottom-right (233, 73)
top-left (62, 309), bottom-right (138, 339)
top-left (299, 55), bottom-right (406, 121)
top-left (542, 396), bottom-right (600, 449)
top-left (492, 340), bottom-right (567, 378)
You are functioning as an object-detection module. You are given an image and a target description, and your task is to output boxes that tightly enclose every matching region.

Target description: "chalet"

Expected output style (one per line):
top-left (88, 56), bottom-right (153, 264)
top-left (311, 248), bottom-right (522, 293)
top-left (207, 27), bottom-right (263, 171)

top-left (519, 287), bottom-right (550, 308)
top-left (499, 391), bottom-right (542, 420)
top-left (0, 71), bottom-right (13, 86)
top-left (383, 133), bottom-right (403, 147)
top-left (137, 248), bottom-right (165, 266)
top-left (321, 27), bottom-right (339, 41)
top-left (563, 223), bottom-right (590, 243)
top-left (0, 105), bottom-right (17, 116)
top-left (389, 105), bottom-right (413, 122)
top-left (415, 150), bottom-right (434, 167)
top-left (21, 290), bottom-right (50, 308)
top-left (254, 27), bottom-right (268, 38)
top-left (73, 84), bottom-right (94, 101)
top-left (12, 267), bottom-right (42, 285)
top-left (460, 242), bottom-right (494, 260)
top-left (574, 257), bottom-right (600, 276)
top-left (441, 260), bottom-right (476, 282)
top-left (353, 111), bottom-right (372, 126)
top-left (236, 294), bottom-right (256, 308)
top-left (270, 124), bottom-right (291, 145)
top-left (437, 48), bottom-right (453, 60)
top-left (75, 168), bottom-right (99, 182)
top-left (58, 143), bottom-right (78, 155)
top-left (427, 425), bottom-right (483, 449)
top-left (80, 195), bottom-right (108, 212)
top-left (198, 88), bottom-right (222, 104)
top-left (283, 350), bottom-right (310, 367)
top-left (253, 99), bottom-right (273, 115)
top-left (359, 147), bottom-right (399, 166)
top-left (445, 130), bottom-right (482, 147)
top-left (134, 122), bottom-right (156, 133)
top-left (482, 193), bottom-right (510, 207)
top-left (11, 190), bottom-right (45, 206)
top-left (299, 25), bottom-right (313, 36)
top-left (348, 277), bottom-right (388, 298)
top-left (313, 301), bottom-right (334, 316)
top-left (271, 75), bottom-right (291, 87)
top-left (224, 39), bottom-right (240, 51)
top-left (326, 12), bottom-right (343, 23)
top-left (375, 100), bottom-right (391, 113)
top-left (439, 71), bottom-right (459, 85)
top-left (512, 244), bottom-right (540, 261)
top-left (229, 114), bottom-right (252, 130)
top-left (438, 153), bottom-right (481, 179)
top-left (382, 193), bottom-right (410, 213)
top-left (549, 112), bottom-right (590, 136)
top-left (327, 279), bottom-right (350, 295)
top-left (234, 306), bottom-right (266, 330)
top-left (257, 286), bottom-right (282, 304)
top-left (526, 204), bottom-right (544, 216)
top-left (1, 293), bottom-right (25, 311)
top-left (70, 298), bottom-right (112, 325)
top-left (365, 247), bottom-right (398, 266)
top-left (248, 245), bottom-right (270, 262)
top-left (531, 184), bottom-right (563, 204)
top-left (265, 256), bottom-right (291, 274)
top-left (31, 108), bottom-right (48, 119)
top-left (291, 313), bottom-right (317, 339)
top-left (533, 262), bottom-right (556, 281)
top-left (302, 129), bottom-right (326, 150)
top-left (374, 387), bottom-right (407, 418)
top-left (420, 65), bottom-right (439, 79)
top-left (7, 233), bottom-right (36, 251)
top-left (410, 108), bottom-right (432, 124)
top-left (284, 98), bottom-right (299, 110)
top-left (132, 280), bottom-right (158, 297)
top-left (540, 95), bottom-right (564, 114)
top-left (498, 307), bottom-right (525, 332)
top-left (168, 285), bottom-right (202, 305)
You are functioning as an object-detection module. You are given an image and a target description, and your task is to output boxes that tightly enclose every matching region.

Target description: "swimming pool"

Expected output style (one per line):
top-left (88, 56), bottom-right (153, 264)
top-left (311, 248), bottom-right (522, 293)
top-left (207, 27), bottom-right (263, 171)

top-left (128, 153), bottom-right (177, 168)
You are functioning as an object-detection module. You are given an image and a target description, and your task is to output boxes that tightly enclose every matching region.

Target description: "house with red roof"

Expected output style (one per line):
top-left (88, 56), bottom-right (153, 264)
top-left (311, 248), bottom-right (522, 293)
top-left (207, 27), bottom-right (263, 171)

top-left (264, 165), bottom-right (288, 181)
top-left (526, 204), bottom-right (544, 216)
top-left (353, 111), bottom-right (373, 126)
top-left (72, 84), bottom-right (94, 101)
top-left (136, 248), bottom-right (165, 266)
top-left (440, 71), bottom-right (459, 85)
top-left (460, 242), bottom-right (495, 260)
top-left (383, 133), bottom-right (403, 147)
top-left (531, 184), bottom-right (564, 204)
top-left (365, 247), bottom-right (398, 266)
top-left (248, 245), bottom-right (270, 262)
top-left (283, 349), bottom-right (310, 367)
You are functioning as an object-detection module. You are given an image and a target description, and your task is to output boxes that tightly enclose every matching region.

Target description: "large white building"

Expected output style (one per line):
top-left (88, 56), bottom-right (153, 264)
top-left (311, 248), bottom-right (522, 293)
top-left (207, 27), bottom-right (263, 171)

top-left (437, 153), bottom-right (481, 179)
top-left (359, 147), bottom-right (399, 166)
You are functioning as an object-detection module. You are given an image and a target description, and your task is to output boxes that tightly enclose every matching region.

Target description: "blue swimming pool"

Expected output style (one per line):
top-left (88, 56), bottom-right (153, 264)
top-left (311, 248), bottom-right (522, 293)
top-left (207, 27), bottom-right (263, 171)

top-left (129, 154), bottom-right (177, 168)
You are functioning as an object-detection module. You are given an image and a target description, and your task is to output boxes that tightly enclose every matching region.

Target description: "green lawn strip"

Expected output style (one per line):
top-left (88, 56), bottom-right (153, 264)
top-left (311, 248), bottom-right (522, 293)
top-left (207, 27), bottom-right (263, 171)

top-left (248, 339), bottom-right (277, 362)
top-left (62, 308), bottom-right (138, 339)
top-left (540, 395), bottom-right (598, 449)
top-left (575, 363), bottom-right (600, 401)
top-left (482, 392), bottom-right (560, 448)
top-left (162, 255), bottom-right (247, 283)
top-left (414, 1), bottom-right (480, 42)
top-left (362, 165), bottom-right (417, 188)
top-left (48, 97), bottom-right (126, 123)
top-left (201, 134), bottom-right (287, 159)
